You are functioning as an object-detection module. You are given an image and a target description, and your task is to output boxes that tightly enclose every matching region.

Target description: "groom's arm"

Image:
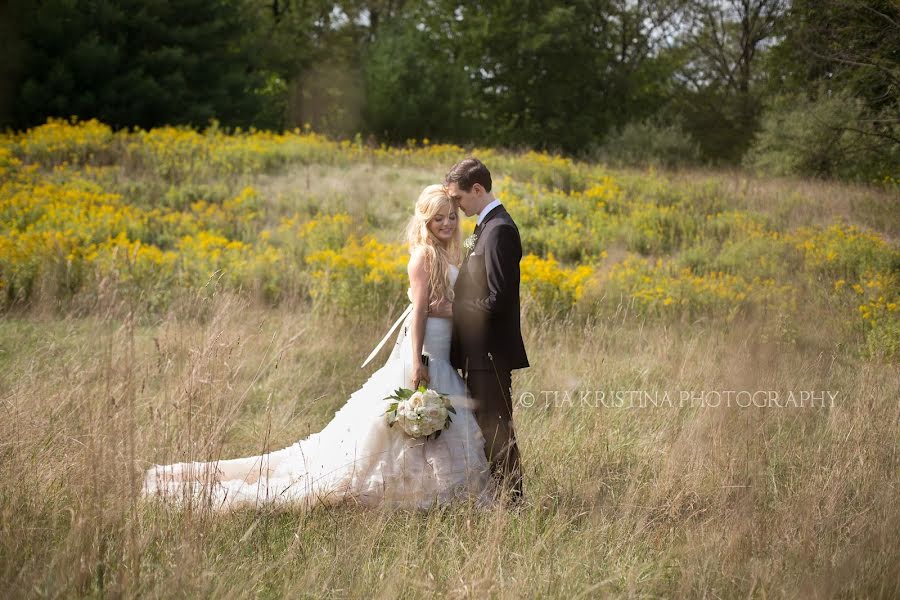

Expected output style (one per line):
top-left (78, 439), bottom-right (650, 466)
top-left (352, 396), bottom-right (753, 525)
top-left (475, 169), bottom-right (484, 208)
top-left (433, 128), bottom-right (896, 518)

top-left (462, 224), bottom-right (521, 316)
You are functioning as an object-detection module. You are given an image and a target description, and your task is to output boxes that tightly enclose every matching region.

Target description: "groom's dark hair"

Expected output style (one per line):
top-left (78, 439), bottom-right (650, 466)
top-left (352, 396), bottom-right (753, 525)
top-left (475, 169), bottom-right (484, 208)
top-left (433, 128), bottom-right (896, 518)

top-left (445, 158), bottom-right (492, 193)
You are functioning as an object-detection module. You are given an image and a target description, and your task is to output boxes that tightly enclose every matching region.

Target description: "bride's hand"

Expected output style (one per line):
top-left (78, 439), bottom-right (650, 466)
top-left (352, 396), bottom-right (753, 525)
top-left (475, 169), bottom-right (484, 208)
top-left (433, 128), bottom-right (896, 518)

top-left (412, 363), bottom-right (430, 390)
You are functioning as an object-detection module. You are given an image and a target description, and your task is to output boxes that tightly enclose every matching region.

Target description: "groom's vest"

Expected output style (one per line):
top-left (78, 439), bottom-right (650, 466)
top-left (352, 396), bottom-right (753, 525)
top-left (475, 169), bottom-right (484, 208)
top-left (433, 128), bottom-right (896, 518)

top-left (451, 205), bottom-right (529, 372)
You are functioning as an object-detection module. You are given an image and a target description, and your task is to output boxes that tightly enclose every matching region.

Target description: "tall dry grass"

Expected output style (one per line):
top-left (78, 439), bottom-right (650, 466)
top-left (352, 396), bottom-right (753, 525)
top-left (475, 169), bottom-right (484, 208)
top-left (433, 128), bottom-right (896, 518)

top-left (1, 268), bottom-right (897, 597)
top-left (1, 133), bottom-right (898, 597)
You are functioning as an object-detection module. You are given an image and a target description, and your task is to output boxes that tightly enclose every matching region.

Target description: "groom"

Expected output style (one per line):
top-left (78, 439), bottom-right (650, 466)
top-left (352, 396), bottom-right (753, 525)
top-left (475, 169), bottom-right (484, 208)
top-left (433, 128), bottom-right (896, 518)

top-left (446, 158), bottom-right (528, 504)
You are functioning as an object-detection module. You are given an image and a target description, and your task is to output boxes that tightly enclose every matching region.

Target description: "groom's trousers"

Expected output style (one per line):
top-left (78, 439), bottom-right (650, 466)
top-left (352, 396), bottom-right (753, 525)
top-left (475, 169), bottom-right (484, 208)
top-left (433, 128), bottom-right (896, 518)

top-left (465, 367), bottom-right (523, 500)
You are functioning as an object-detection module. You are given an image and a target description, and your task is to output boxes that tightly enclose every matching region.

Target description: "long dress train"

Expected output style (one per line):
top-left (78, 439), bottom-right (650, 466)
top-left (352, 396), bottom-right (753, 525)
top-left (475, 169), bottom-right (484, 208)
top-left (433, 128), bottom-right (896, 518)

top-left (143, 267), bottom-right (497, 511)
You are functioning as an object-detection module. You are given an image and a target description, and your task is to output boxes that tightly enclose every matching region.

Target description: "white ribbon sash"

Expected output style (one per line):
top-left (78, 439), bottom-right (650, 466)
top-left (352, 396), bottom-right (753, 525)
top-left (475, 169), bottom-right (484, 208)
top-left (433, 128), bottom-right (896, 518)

top-left (360, 304), bottom-right (413, 369)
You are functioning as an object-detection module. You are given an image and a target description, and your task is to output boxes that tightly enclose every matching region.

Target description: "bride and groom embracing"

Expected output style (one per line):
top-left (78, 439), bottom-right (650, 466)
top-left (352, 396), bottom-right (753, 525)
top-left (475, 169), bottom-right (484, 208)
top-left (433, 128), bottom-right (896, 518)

top-left (143, 158), bottom-right (529, 511)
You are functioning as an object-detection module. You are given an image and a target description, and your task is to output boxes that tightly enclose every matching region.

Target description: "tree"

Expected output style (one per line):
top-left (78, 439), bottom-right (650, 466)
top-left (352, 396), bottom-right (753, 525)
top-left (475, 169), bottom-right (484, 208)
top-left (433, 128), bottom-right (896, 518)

top-left (672, 0), bottom-right (788, 163)
top-left (748, 0), bottom-right (900, 180)
top-left (7, 0), bottom-right (266, 130)
top-left (439, 0), bottom-right (684, 153)
top-left (362, 9), bottom-right (475, 143)
top-left (770, 0), bottom-right (900, 152)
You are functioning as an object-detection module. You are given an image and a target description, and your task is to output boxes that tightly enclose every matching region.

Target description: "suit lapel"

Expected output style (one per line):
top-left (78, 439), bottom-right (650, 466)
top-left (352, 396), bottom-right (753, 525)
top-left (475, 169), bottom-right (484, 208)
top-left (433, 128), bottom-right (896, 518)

top-left (471, 205), bottom-right (505, 252)
top-left (461, 205), bottom-right (507, 272)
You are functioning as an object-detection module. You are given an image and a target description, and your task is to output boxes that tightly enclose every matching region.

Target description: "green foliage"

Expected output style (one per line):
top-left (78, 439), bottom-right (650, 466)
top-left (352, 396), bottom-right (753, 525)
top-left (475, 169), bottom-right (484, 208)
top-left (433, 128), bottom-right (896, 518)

top-left (7, 0), bottom-right (265, 130)
top-left (4, 117), bottom-right (898, 360)
top-left (452, 0), bottom-right (674, 153)
top-left (620, 201), bottom-right (700, 256)
top-left (362, 13), bottom-right (474, 143)
top-left (594, 119), bottom-right (701, 168)
top-left (865, 317), bottom-right (900, 362)
top-left (771, 0), bottom-right (899, 116)
top-left (746, 89), bottom-right (900, 181)
top-left (2, 0), bottom-right (896, 179)
top-left (759, 0), bottom-right (900, 181)
top-left (667, 0), bottom-right (787, 165)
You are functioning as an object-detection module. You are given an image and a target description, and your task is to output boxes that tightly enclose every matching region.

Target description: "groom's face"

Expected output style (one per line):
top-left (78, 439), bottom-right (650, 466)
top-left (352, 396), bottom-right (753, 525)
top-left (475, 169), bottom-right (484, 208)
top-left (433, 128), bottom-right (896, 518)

top-left (446, 182), bottom-right (481, 217)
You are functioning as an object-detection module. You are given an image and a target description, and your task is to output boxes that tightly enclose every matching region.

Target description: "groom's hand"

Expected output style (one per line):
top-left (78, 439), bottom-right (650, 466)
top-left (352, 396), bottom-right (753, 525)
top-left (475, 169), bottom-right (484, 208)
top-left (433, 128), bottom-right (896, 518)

top-left (428, 298), bottom-right (453, 319)
top-left (412, 364), bottom-right (430, 389)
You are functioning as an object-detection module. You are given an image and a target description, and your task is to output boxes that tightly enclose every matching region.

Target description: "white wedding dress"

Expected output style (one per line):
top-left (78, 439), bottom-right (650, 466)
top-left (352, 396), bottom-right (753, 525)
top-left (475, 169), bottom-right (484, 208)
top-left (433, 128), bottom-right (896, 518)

top-left (143, 265), bottom-right (497, 512)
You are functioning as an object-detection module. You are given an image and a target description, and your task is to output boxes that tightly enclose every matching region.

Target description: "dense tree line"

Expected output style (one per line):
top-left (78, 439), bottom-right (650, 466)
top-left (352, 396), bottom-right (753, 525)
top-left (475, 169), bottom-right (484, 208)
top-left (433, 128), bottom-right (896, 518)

top-left (1, 0), bottom-right (897, 179)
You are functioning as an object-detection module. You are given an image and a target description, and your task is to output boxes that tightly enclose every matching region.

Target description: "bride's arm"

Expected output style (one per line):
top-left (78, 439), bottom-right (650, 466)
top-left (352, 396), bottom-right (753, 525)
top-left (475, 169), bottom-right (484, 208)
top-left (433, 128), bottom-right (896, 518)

top-left (407, 251), bottom-right (430, 389)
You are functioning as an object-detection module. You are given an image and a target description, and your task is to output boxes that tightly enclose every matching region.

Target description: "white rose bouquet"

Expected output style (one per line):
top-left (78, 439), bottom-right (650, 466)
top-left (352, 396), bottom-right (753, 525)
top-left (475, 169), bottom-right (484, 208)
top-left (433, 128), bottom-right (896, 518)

top-left (384, 384), bottom-right (456, 440)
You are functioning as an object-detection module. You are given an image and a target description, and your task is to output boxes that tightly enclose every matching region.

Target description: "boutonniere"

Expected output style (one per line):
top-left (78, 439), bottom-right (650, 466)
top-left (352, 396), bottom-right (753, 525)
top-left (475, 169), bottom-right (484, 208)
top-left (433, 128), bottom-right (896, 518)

top-left (463, 233), bottom-right (478, 257)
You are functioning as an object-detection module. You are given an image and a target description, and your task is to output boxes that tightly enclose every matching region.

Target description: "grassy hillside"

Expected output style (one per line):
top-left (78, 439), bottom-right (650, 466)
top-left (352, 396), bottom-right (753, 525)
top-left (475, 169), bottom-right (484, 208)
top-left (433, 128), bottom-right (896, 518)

top-left (1, 119), bottom-right (898, 597)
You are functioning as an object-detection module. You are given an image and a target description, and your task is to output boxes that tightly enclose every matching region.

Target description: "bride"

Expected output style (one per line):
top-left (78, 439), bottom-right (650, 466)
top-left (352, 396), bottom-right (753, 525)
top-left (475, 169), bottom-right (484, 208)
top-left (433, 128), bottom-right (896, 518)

top-left (143, 184), bottom-right (498, 511)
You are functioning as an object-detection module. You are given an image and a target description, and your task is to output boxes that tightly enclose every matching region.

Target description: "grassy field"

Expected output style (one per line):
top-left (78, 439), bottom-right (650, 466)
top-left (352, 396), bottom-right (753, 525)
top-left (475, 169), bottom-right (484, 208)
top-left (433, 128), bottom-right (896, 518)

top-left (1, 119), bottom-right (898, 598)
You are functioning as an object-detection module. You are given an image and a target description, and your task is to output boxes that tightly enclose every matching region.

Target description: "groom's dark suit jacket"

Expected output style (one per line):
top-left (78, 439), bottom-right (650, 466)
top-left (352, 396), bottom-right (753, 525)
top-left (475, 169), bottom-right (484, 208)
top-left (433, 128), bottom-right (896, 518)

top-left (451, 204), bottom-right (529, 372)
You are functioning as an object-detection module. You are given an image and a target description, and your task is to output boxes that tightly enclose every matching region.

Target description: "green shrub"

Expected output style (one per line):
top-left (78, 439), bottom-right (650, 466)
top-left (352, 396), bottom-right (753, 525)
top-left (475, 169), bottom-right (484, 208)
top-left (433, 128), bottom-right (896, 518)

top-left (594, 119), bottom-right (702, 169)
top-left (746, 89), bottom-right (900, 181)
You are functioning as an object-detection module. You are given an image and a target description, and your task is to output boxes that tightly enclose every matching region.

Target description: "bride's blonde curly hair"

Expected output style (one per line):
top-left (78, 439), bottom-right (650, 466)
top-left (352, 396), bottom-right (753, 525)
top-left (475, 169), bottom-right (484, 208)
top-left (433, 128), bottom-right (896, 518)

top-left (406, 184), bottom-right (461, 309)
